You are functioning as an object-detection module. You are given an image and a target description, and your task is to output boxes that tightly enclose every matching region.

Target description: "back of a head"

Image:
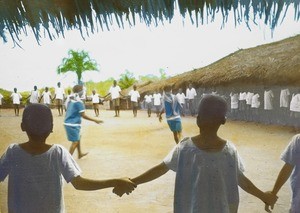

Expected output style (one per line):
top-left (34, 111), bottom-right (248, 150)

top-left (22, 104), bottom-right (53, 136)
top-left (163, 85), bottom-right (172, 92)
top-left (197, 95), bottom-right (227, 123)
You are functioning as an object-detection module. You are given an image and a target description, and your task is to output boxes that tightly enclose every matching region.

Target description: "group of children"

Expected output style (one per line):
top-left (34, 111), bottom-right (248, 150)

top-left (1, 83), bottom-right (299, 212)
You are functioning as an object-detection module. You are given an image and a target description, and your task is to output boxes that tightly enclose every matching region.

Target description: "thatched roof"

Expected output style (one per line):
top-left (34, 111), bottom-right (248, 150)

top-left (1, 0), bottom-right (299, 45)
top-left (135, 34), bottom-right (300, 95)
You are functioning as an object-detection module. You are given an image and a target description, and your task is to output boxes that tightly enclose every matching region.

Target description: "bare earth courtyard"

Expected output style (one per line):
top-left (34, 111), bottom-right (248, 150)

top-left (0, 108), bottom-right (295, 213)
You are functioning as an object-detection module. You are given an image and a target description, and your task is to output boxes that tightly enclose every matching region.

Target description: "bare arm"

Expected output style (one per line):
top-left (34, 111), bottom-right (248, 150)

top-left (238, 173), bottom-right (277, 205)
top-left (81, 112), bottom-right (103, 124)
top-left (71, 176), bottom-right (136, 191)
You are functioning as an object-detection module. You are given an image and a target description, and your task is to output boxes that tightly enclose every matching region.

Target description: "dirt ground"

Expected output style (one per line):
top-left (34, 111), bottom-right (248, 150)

top-left (0, 108), bottom-right (296, 213)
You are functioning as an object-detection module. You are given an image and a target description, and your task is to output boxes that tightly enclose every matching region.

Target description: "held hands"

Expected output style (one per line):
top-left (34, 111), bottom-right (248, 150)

top-left (263, 191), bottom-right (278, 212)
top-left (112, 178), bottom-right (137, 197)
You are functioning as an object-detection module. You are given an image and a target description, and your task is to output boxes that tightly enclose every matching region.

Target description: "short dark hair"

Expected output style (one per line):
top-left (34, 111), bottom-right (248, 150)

top-left (22, 104), bottom-right (53, 136)
top-left (197, 95), bottom-right (227, 122)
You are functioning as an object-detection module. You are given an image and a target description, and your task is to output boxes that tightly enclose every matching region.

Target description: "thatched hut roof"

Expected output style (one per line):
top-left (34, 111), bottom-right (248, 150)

top-left (136, 35), bottom-right (300, 95)
top-left (1, 0), bottom-right (299, 45)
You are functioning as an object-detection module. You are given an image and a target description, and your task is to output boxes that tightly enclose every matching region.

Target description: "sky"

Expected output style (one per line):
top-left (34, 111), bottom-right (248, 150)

top-left (0, 7), bottom-right (299, 92)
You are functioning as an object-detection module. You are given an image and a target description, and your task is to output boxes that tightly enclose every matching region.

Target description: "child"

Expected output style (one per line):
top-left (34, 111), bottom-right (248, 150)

top-left (116, 95), bottom-right (277, 212)
top-left (159, 85), bottom-right (182, 144)
top-left (144, 92), bottom-right (153, 117)
top-left (128, 85), bottom-right (140, 117)
top-left (64, 85), bottom-right (103, 158)
top-left (265, 134), bottom-right (300, 212)
top-left (39, 87), bottom-right (52, 107)
top-left (0, 104), bottom-right (136, 213)
top-left (26, 85), bottom-right (40, 104)
top-left (91, 89), bottom-right (102, 117)
top-left (153, 90), bottom-right (162, 117)
top-left (53, 82), bottom-right (65, 116)
top-left (10, 87), bottom-right (22, 116)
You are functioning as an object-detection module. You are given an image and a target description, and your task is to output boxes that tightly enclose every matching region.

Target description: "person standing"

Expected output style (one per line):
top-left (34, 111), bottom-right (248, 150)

top-left (144, 92), bottom-right (153, 117)
top-left (186, 83), bottom-right (197, 116)
top-left (280, 88), bottom-right (291, 125)
top-left (10, 88), bottom-right (22, 116)
top-left (39, 87), bottom-right (52, 107)
top-left (153, 90), bottom-right (162, 117)
top-left (251, 91), bottom-right (261, 123)
top-left (264, 87), bottom-right (275, 124)
top-left (176, 88), bottom-right (186, 117)
top-left (91, 89), bottom-right (101, 117)
top-left (105, 80), bottom-right (124, 117)
top-left (245, 90), bottom-right (254, 121)
top-left (290, 89), bottom-right (300, 132)
top-left (128, 85), bottom-right (140, 117)
top-left (230, 89), bottom-right (239, 120)
top-left (27, 86), bottom-right (40, 104)
top-left (53, 82), bottom-right (65, 116)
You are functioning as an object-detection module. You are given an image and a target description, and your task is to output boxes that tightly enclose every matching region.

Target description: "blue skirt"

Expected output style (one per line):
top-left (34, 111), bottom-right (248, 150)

top-left (167, 119), bottom-right (182, 132)
top-left (64, 125), bottom-right (81, 142)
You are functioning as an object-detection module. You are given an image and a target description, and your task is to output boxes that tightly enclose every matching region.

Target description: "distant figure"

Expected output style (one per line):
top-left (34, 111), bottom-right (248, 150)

top-left (280, 88), bottom-right (290, 125)
top-left (64, 89), bottom-right (72, 111)
top-left (230, 89), bottom-right (239, 120)
top-left (128, 85), bottom-right (140, 117)
top-left (246, 90), bottom-right (254, 121)
top-left (159, 85), bottom-right (182, 144)
top-left (290, 89), bottom-right (300, 132)
top-left (251, 91), bottom-right (261, 122)
top-left (64, 85), bottom-right (103, 158)
top-left (186, 83), bottom-right (197, 116)
top-left (144, 92), bottom-right (153, 117)
top-left (116, 95), bottom-right (277, 212)
top-left (0, 104), bottom-right (136, 213)
top-left (27, 85), bottom-right (40, 104)
top-left (153, 91), bottom-right (162, 117)
top-left (91, 89), bottom-right (101, 117)
top-left (0, 92), bottom-right (3, 116)
top-left (266, 134), bottom-right (300, 212)
top-left (53, 82), bottom-right (65, 116)
top-left (239, 91), bottom-right (247, 120)
top-left (39, 87), bottom-right (52, 107)
top-left (176, 88), bottom-right (186, 117)
top-left (10, 88), bottom-right (22, 116)
top-left (264, 87), bottom-right (274, 124)
top-left (105, 80), bottom-right (124, 117)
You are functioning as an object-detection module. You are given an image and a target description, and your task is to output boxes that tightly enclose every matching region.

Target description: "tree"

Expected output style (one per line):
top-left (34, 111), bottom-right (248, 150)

top-left (118, 70), bottom-right (136, 89)
top-left (57, 50), bottom-right (99, 84)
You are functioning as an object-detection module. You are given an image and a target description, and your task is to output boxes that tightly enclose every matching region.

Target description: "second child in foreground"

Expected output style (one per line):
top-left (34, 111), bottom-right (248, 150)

top-left (115, 95), bottom-right (277, 212)
top-left (0, 104), bottom-right (136, 213)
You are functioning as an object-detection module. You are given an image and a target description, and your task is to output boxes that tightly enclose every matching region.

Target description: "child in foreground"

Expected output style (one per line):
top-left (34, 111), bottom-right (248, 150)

top-left (0, 104), bottom-right (136, 213)
top-left (115, 95), bottom-right (277, 212)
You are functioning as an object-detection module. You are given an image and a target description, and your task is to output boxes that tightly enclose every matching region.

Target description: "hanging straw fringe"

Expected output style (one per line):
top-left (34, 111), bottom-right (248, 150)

top-left (0, 0), bottom-right (299, 45)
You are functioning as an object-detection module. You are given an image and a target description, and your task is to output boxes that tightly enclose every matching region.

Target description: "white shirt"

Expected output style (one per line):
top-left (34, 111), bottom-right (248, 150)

top-left (0, 144), bottom-right (81, 213)
top-left (281, 134), bottom-right (300, 212)
top-left (11, 92), bottom-right (22, 104)
top-left (42, 91), bottom-right (51, 104)
top-left (129, 90), bottom-right (140, 102)
top-left (280, 88), bottom-right (290, 108)
top-left (153, 93), bottom-right (162, 106)
top-left (246, 92), bottom-right (254, 105)
top-left (176, 93), bottom-right (186, 104)
top-left (290, 93), bottom-right (300, 112)
top-left (264, 90), bottom-right (274, 110)
top-left (186, 88), bottom-right (197, 100)
top-left (29, 90), bottom-right (40, 104)
top-left (239, 92), bottom-right (247, 101)
top-left (0, 93), bottom-right (3, 105)
top-left (109, 85), bottom-right (121, 100)
top-left (55, 87), bottom-right (65, 100)
top-left (230, 93), bottom-right (239, 109)
top-left (164, 138), bottom-right (244, 213)
top-left (144, 95), bottom-right (152, 103)
top-left (91, 93), bottom-right (100, 103)
top-left (251, 94), bottom-right (260, 108)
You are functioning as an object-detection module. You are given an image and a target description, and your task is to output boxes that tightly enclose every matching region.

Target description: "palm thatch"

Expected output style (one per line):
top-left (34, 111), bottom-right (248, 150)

top-left (135, 34), bottom-right (300, 95)
top-left (1, 0), bottom-right (299, 45)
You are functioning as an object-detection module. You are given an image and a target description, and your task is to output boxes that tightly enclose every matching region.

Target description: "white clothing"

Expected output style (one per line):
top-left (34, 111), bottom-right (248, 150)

top-left (0, 144), bottom-right (81, 213)
top-left (186, 88), bottom-right (197, 100)
top-left (290, 94), bottom-right (300, 112)
top-left (129, 90), bottom-right (140, 102)
top-left (264, 90), bottom-right (274, 110)
top-left (144, 95), bottom-right (152, 103)
top-left (280, 89), bottom-right (290, 108)
top-left (239, 92), bottom-right (247, 101)
top-left (281, 134), bottom-right (300, 212)
top-left (109, 85), bottom-right (121, 100)
top-left (153, 93), bottom-right (162, 106)
top-left (176, 93), bottom-right (186, 104)
top-left (55, 87), bottom-right (65, 100)
top-left (81, 86), bottom-right (87, 100)
top-left (91, 93), bottom-right (100, 104)
top-left (11, 92), bottom-right (22, 104)
top-left (42, 91), bottom-right (51, 105)
top-left (0, 93), bottom-right (3, 105)
top-left (230, 93), bottom-right (239, 109)
top-left (251, 94), bottom-right (260, 108)
top-left (246, 92), bottom-right (254, 105)
top-left (29, 90), bottom-right (40, 104)
top-left (163, 138), bottom-right (245, 213)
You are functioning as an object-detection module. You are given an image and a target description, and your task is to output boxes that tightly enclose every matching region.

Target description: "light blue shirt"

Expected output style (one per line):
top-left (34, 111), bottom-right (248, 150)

top-left (64, 100), bottom-right (85, 126)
